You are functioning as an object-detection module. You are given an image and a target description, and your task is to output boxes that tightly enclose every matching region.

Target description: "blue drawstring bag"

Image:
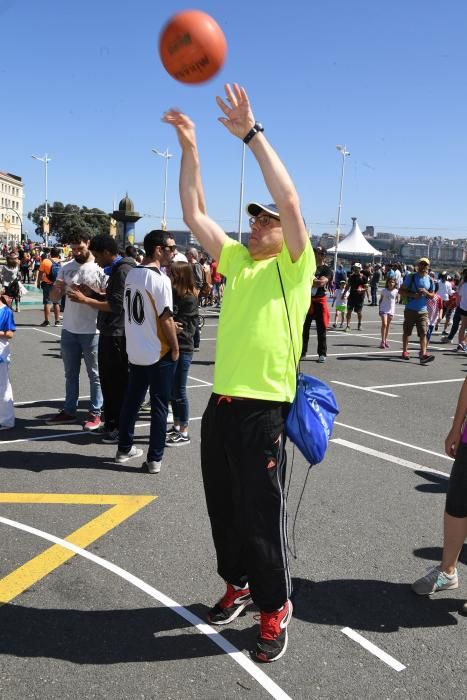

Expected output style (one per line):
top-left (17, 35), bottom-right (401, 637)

top-left (286, 372), bottom-right (339, 466)
top-left (276, 261), bottom-right (339, 466)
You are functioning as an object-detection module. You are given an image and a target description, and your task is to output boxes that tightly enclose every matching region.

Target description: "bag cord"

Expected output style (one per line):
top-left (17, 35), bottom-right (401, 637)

top-left (276, 260), bottom-right (311, 560)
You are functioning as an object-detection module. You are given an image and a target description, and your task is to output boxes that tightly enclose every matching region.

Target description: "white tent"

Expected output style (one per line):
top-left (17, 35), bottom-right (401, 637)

top-left (327, 217), bottom-right (382, 256)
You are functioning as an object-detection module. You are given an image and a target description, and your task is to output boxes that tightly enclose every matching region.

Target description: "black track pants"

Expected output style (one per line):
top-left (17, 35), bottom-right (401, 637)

top-left (201, 394), bottom-right (291, 612)
top-left (98, 335), bottom-right (128, 430)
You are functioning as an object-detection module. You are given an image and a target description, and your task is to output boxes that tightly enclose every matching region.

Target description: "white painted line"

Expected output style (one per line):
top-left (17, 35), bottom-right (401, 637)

top-left (332, 381), bottom-right (398, 398)
top-left (0, 516), bottom-right (292, 700)
top-left (331, 438), bottom-right (450, 479)
top-left (15, 395), bottom-right (90, 407)
top-left (305, 349), bottom-right (404, 359)
top-left (334, 421), bottom-right (453, 461)
top-left (200, 338), bottom-right (216, 341)
top-left (341, 627), bottom-right (406, 672)
top-left (17, 327), bottom-right (61, 338)
top-left (0, 430), bottom-right (85, 445)
top-left (369, 378), bottom-right (464, 390)
top-left (187, 375), bottom-right (213, 386)
top-left (0, 417), bottom-right (204, 446)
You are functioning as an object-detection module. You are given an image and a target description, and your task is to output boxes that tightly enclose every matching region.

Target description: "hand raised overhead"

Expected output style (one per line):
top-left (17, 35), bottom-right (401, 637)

top-left (162, 110), bottom-right (197, 150)
top-left (216, 83), bottom-right (255, 139)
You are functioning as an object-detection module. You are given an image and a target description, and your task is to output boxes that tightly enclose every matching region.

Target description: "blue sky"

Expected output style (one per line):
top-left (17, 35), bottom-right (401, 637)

top-left (2, 0), bottom-right (467, 241)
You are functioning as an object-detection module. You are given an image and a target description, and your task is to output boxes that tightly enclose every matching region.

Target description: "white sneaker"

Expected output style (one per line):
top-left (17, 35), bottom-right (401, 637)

top-left (412, 566), bottom-right (458, 595)
top-left (114, 446), bottom-right (143, 464)
top-left (142, 460), bottom-right (161, 474)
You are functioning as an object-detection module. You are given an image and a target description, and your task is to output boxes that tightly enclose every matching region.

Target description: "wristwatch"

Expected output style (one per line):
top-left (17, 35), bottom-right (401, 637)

top-left (243, 122), bottom-right (264, 144)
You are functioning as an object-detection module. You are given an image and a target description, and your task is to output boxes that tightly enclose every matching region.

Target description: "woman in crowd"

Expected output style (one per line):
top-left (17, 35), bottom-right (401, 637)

top-left (412, 377), bottom-right (467, 614)
top-left (166, 261), bottom-right (198, 447)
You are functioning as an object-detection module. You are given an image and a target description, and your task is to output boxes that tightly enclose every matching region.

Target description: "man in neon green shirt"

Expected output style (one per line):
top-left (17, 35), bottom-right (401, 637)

top-left (163, 83), bottom-right (315, 663)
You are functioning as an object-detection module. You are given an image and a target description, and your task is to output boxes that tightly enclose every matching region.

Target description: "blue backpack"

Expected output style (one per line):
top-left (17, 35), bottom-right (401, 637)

top-left (50, 259), bottom-right (61, 282)
top-left (276, 262), bottom-right (339, 466)
top-left (286, 373), bottom-right (339, 465)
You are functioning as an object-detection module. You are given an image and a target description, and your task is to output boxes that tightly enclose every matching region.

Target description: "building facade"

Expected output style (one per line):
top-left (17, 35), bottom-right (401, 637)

top-left (0, 172), bottom-right (24, 246)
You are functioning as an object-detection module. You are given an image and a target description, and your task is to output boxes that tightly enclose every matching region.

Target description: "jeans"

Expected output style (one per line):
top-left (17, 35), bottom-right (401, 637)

top-left (60, 329), bottom-right (102, 416)
top-left (118, 352), bottom-right (176, 463)
top-left (172, 351), bottom-right (193, 424)
top-left (371, 285), bottom-right (378, 305)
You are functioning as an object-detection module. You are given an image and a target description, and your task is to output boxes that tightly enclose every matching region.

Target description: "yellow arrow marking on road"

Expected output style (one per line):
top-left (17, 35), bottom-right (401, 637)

top-left (0, 493), bottom-right (155, 605)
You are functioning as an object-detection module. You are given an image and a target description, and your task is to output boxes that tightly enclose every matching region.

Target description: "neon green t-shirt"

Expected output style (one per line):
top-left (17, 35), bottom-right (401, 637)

top-left (213, 237), bottom-right (315, 402)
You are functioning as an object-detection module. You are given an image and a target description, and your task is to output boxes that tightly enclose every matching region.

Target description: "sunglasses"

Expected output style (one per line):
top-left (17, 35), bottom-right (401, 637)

top-left (162, 244), bottom-right (176, 252)
top-left (248, 214), bottom-right (280, 228)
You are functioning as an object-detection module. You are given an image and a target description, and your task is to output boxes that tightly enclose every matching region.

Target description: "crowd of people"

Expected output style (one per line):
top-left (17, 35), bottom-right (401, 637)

top-left (1, 83), bottom-right (467, 661)
top-left (303, 257), bottom-right (467, 365)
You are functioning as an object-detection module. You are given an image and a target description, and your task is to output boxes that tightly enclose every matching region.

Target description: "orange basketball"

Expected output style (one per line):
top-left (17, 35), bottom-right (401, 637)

top-left (159, 10), bottom-right (227, 84)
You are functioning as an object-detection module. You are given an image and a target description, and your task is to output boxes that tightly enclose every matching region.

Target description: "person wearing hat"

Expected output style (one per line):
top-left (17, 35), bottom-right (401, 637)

top-left (163, 83), bottom-right (314, 663)
top-left (343, 262), bottom-right (367, 331)
top-left (400, 257), bottom-right (435, 363)
top-left (301, 246), bottom-right (331, 362)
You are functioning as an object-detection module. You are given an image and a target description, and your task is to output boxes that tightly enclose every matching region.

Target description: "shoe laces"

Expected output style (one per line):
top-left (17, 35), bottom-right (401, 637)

top-left (421, 565), bottom-right (441, 582)
top-left (255, 606), bottom-right (285, 640)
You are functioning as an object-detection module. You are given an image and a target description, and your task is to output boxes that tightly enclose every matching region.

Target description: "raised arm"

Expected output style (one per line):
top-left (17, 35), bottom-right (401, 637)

top-left (216, 83), bottom-right (308, 262)
top-left (162, 110), bottom-right (227, 261)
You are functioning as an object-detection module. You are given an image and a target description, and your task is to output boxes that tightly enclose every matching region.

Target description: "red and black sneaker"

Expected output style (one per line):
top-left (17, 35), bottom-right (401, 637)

top-left (254, 599), bottom-right (293, 663)
top-left (207, 582), bottom-right (252, 625)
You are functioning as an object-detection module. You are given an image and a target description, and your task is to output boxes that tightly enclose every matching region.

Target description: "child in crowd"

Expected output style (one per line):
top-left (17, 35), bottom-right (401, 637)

top-left (427, 288), bottom-right (443, 342)
top-left (166, 262), bottom-right (198, 447)
top-left (332, 280), bottom-right (347, 328)
top-left (0, 293), bottom-right (16, 430)
top-left (0, 254), bottom-right (21, 312)
top-left (378, 277), bottom-right (397, 348)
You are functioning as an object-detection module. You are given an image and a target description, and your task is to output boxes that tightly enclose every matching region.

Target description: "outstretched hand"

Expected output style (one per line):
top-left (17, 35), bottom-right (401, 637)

top-left (216, 83), bottom-right (255, 140)
top-left (162, 110), bottom-right (197, 150)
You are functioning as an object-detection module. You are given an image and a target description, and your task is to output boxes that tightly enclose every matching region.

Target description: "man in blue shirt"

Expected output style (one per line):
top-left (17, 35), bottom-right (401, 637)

top-left (400, 257), bottom-right (435, 364)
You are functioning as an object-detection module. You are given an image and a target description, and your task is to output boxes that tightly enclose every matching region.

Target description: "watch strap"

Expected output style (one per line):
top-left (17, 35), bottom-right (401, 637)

top-left (243, 122), bottom-right (264, 144)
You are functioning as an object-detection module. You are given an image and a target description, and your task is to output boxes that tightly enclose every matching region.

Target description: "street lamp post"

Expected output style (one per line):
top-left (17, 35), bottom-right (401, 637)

top-left (151, 148), bottom-right (172, 231)
top-left (1, 206), bottom-right (23, 245)
top-left (333, 144), bottom-right (350, 274)
top-left (31, 153), bottom-right (51, 247)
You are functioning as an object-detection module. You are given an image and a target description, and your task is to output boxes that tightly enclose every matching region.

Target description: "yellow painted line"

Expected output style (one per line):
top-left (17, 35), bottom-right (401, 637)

top-left (0, 493), bottom-right (155, 605)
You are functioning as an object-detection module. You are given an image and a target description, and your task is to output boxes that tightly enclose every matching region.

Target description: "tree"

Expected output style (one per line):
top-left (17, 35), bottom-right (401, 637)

top-left (28, 202), bottom-right (111, 243)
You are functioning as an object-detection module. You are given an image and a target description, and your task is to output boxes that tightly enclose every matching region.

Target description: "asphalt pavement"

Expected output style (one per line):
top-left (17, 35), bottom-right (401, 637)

top-left (1, 302), bottom-right (466, 699)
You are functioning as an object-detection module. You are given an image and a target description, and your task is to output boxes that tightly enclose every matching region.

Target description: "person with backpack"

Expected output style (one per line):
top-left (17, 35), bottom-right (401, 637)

top-left (400, 257), bottom-right (435, 364)
top-left (163, 84), bottom-right (313, 663)
top-left (37, 247), bottom-right (62, 327)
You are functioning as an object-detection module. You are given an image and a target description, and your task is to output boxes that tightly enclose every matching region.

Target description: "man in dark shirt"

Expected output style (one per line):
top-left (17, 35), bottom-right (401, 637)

top-left (66, 234), bottom-right (137, 442)
top-left (301, 246), bottom-right (331, 362)
top-left (344, 263), bottom-right (368, 331)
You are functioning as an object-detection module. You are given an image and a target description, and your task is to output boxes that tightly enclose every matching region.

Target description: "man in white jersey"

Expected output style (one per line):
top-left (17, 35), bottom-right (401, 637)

top-left (115, 229), bottom-right (179, 473)
top-left (45, 230), bottom-right (107, 430)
